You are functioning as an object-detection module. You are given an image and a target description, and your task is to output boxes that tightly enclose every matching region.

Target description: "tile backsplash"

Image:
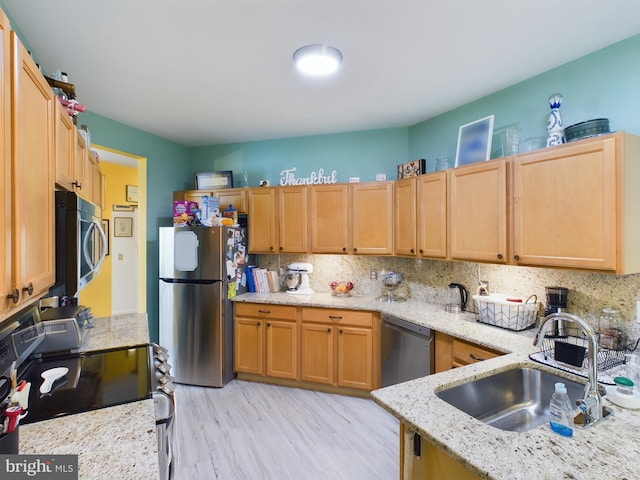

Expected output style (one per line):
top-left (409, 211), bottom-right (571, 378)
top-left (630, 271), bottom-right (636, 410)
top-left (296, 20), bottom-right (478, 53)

top-left (259, 254), bottom-right (640, 338)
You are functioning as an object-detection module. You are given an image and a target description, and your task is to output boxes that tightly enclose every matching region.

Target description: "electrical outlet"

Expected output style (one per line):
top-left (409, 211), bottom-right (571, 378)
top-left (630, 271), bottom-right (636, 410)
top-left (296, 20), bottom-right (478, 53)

top-left (637, 300), bottom-right (640, 323)
top-left (349, 176), bottom-right (360, 183)
top-left (370, 269), bottom-right (378, 280)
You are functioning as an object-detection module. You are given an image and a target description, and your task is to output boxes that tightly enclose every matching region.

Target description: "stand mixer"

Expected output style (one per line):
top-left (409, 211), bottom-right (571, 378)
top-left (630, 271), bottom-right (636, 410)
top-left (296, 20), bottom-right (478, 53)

top-left (377, 271), bottom-right (407, 303)
top-left (285, 262), bottom-right (314, 295)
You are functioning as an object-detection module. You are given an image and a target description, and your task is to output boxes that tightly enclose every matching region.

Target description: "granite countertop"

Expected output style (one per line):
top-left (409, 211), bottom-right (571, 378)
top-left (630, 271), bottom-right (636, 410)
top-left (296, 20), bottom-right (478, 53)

top-left (19, 313), bottom-right (160, 480)
top-left (234, 292), bottom-right (640, 480)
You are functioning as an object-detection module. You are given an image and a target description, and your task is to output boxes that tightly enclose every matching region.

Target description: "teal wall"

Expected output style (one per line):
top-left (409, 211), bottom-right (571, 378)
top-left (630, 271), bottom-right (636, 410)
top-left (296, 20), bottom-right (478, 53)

top-left (190, 127), bottom-right (409, 187)
top-left (409, 35), bottom-right (640, 172)
top-left (78, 112), bottom-right (190, 342)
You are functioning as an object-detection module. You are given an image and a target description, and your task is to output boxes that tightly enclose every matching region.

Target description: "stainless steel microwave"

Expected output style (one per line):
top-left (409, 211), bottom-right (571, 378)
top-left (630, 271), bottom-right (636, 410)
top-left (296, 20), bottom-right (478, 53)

top-left (52, 191), bottom-right (107, 297)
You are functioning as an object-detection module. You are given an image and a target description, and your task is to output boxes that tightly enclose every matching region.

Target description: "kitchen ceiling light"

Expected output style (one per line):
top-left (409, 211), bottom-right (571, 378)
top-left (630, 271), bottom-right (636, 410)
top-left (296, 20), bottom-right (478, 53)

top-left (293, 44), bottom-right (343, 76)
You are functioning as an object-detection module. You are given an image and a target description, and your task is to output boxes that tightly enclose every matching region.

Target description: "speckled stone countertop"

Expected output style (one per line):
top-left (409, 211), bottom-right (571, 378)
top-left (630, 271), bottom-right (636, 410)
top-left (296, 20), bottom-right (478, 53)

top-left (20, 313), bottom-right (160, 480)
top-left (234, 292), bottom-right (640, 480)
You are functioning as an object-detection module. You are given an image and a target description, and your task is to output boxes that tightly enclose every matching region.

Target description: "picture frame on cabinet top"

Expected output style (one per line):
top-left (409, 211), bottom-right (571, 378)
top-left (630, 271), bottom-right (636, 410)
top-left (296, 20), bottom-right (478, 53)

top-left (455, 115), bottom-right (495, 167)
top-left (194, 171), bottom-right (234, 190)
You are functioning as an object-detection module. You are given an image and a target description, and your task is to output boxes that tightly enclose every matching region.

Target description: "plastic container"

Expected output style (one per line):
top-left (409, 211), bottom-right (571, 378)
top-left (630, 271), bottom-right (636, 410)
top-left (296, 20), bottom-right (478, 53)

top-left (549, 382), bottom-right (574, 437)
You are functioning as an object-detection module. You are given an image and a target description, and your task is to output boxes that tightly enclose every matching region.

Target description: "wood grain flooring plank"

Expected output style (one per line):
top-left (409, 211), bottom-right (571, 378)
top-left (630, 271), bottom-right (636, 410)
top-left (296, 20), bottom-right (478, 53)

top-left (173, 380), bottom-right (398, 480)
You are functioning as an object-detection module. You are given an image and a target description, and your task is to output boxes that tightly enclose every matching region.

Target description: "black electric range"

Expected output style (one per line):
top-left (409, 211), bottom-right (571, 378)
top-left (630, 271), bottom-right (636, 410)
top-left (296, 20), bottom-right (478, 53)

top-left (19, 345), bottom-right (153, 425)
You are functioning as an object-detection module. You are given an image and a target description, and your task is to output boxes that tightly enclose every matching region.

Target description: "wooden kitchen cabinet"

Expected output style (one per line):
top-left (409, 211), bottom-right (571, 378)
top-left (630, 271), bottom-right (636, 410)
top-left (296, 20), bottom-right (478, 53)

top-left (434, 332), bottom-right (502, 373)
top-left (73, 129), bottom-right (89, 196)
top-left (400, 423), bottom-right (481, 480)
top-left (234, 303), bottom-right (298, 380)
top-left (54, 99), bottom-right (75, 190)
top-left (247, 187), bottom-right (278, 253)
top-left (512, 132), bottom-right (640, 273)
top-left (301, 307), bottom-right (378, 390)
top-left (350, 181), bottom-right (394, 255)
top-left (449, 159), bottom-right (507, 263)
top-left (309, 183), bottom-right (349, 253)
top-left (89, 152), bottom-right (103, 207)
top-left (394, 172), bottom-right (448, 259)
top-left (277, 186), bottom-right (308, 253)
top-left (0, 8), bottom-right (11, 319)
top-left (174, 188), bottom-right (247, 213)
top-left (7, 32), bottom-right (55, 311)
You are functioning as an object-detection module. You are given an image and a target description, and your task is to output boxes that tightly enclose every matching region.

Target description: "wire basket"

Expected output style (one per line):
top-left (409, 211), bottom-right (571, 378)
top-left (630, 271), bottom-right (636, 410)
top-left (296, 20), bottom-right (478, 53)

top-left (529, 325), bottom-right (630, 385)
top-left (473, 294), bottom-right (539, 331)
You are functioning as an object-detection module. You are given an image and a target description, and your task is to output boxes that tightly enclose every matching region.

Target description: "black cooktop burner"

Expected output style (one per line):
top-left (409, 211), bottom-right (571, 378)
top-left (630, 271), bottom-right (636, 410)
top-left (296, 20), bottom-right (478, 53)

top-left (19, 345), bottom-right (152, 425)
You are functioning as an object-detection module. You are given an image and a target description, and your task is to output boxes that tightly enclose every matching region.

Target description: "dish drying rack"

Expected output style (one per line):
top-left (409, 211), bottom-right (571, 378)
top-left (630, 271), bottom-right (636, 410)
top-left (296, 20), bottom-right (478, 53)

top-left (529, 325), bottom-right (635, 385)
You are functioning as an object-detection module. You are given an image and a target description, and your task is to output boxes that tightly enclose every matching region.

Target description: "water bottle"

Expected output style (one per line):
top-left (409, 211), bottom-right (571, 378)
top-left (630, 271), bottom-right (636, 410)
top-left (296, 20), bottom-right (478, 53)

top-left (549, 382), bottom-right (574, 437)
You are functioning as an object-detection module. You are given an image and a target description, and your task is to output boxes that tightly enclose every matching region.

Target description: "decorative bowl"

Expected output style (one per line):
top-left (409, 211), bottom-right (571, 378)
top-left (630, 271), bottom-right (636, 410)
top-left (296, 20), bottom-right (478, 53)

top-left (330, 281), bottom-right (354, 297)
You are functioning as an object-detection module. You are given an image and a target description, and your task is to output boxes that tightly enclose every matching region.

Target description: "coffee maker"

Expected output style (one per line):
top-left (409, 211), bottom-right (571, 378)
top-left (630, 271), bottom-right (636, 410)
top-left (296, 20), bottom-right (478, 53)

top-left (544, 286), bottom-right (569, 336)
top-left (285, 262), bottom-right (314, 295)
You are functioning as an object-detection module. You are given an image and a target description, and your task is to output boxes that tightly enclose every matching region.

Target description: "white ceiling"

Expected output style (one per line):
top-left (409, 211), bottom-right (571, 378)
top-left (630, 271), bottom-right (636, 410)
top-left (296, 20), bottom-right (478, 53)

top-left (3, 0), bottom-right (639, 147)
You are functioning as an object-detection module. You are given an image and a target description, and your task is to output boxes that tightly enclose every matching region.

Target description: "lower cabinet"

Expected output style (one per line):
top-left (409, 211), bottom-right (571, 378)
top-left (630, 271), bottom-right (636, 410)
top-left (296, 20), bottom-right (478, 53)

top-left (434, 331), bottom-right (502, 372)
top-left (234, 302), bottom-right (380, 392)
top-left (400, 423), bottom-right (481, 480)
top-left (301, 307), bottom-right (377, 391)
top-left (233, 303), bottom-right (298, 380)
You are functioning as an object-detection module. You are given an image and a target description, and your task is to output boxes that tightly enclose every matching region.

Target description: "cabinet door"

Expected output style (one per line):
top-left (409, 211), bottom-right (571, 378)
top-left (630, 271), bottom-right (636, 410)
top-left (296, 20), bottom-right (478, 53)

top-left (216, 188), bottom-right (247, 213)
top-left (248, 187), bottom-right (278, 253)
top-left (449, 160), bottom-right (507, 263)
top-left (54, 100), bottom-right (75, 190)
top-left (278, 186), bottom-right (308, 253)
top-left (300, 323), bottom-right (334, 385)
top-left (337, 326), bottom-right (373, 390)
top-left (265, 320), bottom-right (298, 379)
top-left (0, 9), bottom-right (10, 317)
top-left (512, 138), bottom-right (617, 270)
top-left (350, 182), bottom-right (394, 255)
top-left (417, 171), bottom-right (448, 259)
top-left (309, 184), bottom-right (349, 254)
top-left (10, 33), bottom-right (55, 306)
top-left (394, 178), bottom-right (417, 256)
top-left (234, 318), bottom-right (264, 375)
top-left (73, 129), bottom-right (87, 195)
top-left (91, 158), bottom-right (104, 208)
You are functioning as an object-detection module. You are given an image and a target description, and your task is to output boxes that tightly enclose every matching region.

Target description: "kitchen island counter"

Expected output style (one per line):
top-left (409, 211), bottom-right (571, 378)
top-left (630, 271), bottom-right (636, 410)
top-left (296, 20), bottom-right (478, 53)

top-left (234, 293), bottom-right (640, 479)
top-left (19, 313), bottom-right (160, 480)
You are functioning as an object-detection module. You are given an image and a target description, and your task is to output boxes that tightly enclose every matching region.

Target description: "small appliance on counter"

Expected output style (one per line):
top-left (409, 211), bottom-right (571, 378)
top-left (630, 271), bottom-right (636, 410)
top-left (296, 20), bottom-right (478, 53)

top-left (284, 263), bottom-right (314, 295)
top-left (377, 272), bottom-right (408, 303)
top-left (445, 283), bottom-right (468, 312)
top-left (545, 286), bottom-right (569, 337)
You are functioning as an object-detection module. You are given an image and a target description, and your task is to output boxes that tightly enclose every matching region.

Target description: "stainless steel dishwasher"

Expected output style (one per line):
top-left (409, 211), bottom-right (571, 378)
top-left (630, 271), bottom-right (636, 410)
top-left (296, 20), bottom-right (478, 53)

top-left (381, 314), bottom-right (433, 387)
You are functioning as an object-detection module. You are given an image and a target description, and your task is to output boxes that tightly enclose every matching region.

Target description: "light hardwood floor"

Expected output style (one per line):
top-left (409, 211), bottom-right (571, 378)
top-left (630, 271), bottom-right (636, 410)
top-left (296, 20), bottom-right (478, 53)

top-left (173, 380), bottom-right (399, 480)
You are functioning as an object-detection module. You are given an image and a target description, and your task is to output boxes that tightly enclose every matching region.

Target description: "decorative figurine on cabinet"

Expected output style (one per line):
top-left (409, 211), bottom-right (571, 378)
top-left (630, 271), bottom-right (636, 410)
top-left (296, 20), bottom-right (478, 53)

top-left (546, 93), bottom-right (565, 147)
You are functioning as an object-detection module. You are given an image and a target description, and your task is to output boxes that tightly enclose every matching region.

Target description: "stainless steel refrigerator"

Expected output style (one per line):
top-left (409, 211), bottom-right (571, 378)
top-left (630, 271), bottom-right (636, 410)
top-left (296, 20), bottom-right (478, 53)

top-left (159, 226), bottom-right (250, 387)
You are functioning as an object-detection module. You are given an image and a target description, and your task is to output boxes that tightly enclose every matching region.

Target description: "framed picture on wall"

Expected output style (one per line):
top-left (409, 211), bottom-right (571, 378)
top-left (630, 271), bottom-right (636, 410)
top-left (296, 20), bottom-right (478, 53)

top-left (101, 219), bottom-right (110, 255)
top-left (455, 115), bottom-right (495, 167)
top-left (126, 185), bottom-right (138, 203)
top-left (194, 171), bottom-right (234, 190)
top-left (114, 217), bottom-right (133, 237)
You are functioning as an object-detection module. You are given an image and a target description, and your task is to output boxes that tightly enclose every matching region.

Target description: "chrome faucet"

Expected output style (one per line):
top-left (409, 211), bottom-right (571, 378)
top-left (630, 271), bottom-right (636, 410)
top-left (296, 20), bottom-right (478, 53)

top-left (534, 313), bottom-right (602, 426)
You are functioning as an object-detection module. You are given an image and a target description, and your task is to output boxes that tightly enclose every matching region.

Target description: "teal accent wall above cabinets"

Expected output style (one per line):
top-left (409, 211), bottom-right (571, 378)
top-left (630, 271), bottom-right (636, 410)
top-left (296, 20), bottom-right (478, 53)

top-left (408, 34), bottom-right (640, 172)
top-left (190, 127), bottom-right (409, 188)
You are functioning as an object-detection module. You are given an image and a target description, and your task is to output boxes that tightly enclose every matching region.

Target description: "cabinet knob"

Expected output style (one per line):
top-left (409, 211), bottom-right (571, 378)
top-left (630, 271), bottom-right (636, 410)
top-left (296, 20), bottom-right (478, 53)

top-left (410, 249), bottom-right (415, 254)
top-left (22, 282), bottom-right (34, 296)
top-left (257, 321), bottom-right (261, 327)
top-left (353, 248), bottom-right (358, 253)
top-left (279, 246), bottom-right (283, 251)
top-left (269, 246), bottom-right (274, 251)
top-left (419, 249), bottom-right (424, 254)
top-left (339, 329), bottom-right (343, 335)
top-left (6, 288), bottom-right (19, 304)
top-left (497, 253), bottom-right (503, 260)
top-left (72, 181), bottom-right (82, 190)
top-left (267, 322), bottom-right (271, 327)
top-left (326, 328), bottom-right (331, 333)
top-left (514, 255), bottom-right (520, 261)
top-left (342, 247), bottom-right (347, 252)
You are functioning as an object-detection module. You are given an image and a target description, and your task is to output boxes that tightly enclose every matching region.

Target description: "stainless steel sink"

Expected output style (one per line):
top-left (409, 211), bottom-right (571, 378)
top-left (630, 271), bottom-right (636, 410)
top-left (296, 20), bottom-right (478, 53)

top-left (436, 367), bottom-right (585, 432)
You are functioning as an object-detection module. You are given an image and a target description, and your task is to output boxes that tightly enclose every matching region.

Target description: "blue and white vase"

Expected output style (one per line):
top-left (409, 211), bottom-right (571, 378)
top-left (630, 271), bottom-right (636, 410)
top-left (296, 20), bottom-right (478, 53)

top-left (546, 93), bottom-right (565, 147)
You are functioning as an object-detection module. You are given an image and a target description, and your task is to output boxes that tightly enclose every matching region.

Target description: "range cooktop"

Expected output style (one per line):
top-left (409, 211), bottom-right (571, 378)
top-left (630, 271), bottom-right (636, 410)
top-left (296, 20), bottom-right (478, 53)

top-left (19, 345), bottom-right (152, 425)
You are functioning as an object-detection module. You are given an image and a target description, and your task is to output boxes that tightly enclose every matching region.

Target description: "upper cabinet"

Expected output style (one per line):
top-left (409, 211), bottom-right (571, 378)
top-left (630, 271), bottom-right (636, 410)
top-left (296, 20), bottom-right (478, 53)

top-left (350, 182), bottom-right (394, 255)
top-left (449, 159), bottom-right (508, 264)
top-left (54, 99), bottom-right (75, 190)
top-left (309, 184), bottom-right (349, 254)
top-left (512, 132), bottom-right (640, 273)
top-left (0, 9), bottom-right (11, 319)
top-left (394, 178), bottom-right (417, 256)
top-left (277, 186), bottom-right (308, 253)
top-left (248, 187), bottom-right (278, 253)
top-left (7, 32), bottom-right (55, 312)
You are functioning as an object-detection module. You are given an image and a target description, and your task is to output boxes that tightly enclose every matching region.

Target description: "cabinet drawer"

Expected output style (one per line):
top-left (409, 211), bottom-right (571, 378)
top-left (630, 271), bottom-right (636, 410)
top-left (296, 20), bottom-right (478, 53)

top-left (301, 308), bottom-right (373, 327)
top-left (452, 338), bottom-right (500, 366)
top-left (235, 303), bottom-right (297, 320)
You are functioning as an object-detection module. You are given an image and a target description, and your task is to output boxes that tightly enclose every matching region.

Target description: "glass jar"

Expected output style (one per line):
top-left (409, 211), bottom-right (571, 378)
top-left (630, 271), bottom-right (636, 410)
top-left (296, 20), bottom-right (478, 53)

top-left (598, 308), bottom-right (625, 350)
top-left (436, 157), bottom-right (451, 171)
